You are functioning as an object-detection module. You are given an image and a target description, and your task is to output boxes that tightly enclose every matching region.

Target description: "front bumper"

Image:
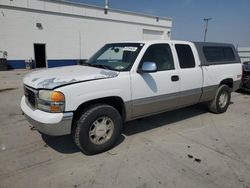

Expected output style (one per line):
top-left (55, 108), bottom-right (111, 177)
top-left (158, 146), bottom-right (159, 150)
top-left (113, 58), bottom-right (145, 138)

top-left (20, 96), bottom-right (73, 136)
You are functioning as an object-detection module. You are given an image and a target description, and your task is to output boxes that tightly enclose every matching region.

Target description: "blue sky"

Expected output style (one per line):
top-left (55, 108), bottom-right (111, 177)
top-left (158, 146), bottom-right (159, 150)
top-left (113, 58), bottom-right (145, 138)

top-left (69, 0), bottom-right (250, 47)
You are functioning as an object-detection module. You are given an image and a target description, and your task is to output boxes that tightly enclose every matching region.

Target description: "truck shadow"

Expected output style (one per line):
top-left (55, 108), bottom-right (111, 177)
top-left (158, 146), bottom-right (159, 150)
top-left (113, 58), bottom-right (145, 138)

top-left (41, 134), bottom-right (80, 154)
top-left (41, 104), bottom-right (208, 154)
top-left (41, 132), bottom-right (125, 154)
top-left (236, 89), bottom-right (250, 95)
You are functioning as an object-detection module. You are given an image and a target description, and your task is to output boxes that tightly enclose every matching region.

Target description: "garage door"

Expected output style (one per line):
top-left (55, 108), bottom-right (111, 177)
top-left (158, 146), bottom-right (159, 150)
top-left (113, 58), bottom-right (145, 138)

top-left (143, 29), bottom-right (164, 40)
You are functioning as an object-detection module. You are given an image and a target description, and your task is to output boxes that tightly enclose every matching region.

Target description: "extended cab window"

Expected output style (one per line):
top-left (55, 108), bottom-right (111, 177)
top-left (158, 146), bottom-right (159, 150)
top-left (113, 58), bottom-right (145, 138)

top-left (175, 44), bottom-right (195, 68)
top-left (203, 46), bottom-right (235, 62)
top-left (140, 44), bottom-right (174, 71)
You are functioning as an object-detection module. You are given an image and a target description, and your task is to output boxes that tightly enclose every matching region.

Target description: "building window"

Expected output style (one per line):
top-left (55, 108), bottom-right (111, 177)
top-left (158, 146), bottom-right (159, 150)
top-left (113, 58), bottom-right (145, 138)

top-left (175, 44), bottom-right (195, 68)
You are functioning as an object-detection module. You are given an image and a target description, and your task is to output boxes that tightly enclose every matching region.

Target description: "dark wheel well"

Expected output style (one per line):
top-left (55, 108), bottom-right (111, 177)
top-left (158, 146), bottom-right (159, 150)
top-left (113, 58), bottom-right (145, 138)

top-left (72, 97), bottom-right (126, 126)
top-left (220, 78), bottom-right (233, 89)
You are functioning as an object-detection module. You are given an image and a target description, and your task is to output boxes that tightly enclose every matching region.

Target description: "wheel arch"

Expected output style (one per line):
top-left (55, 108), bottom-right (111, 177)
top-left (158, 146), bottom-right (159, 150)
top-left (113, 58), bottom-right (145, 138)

top-left (72, 96), bottom-right (127, 126)
top-left (219, 78), bottom-right (234, 89)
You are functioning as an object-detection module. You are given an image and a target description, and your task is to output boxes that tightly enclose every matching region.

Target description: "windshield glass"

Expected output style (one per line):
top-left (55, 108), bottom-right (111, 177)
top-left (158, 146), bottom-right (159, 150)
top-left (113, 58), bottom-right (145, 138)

top-left (86, 43), bottom-right (144, 71)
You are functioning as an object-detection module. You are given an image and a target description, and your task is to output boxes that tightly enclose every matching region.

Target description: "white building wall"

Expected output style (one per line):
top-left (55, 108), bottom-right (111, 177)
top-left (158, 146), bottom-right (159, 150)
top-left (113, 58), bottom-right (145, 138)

top-left (0, 0), bottom-right (172, 68)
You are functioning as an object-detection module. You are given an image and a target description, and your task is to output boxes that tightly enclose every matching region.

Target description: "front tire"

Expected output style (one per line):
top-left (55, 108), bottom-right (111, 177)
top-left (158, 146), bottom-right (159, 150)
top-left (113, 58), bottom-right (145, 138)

top-left (72, 104), bottom-right (123, 155)
top-left (208, 85), bottom-right (231, 114)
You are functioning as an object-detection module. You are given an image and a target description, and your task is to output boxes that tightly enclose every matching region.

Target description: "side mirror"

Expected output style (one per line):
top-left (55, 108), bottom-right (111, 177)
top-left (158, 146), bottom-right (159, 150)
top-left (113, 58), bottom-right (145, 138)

top-left (138, 62), bottom-right (157, 73)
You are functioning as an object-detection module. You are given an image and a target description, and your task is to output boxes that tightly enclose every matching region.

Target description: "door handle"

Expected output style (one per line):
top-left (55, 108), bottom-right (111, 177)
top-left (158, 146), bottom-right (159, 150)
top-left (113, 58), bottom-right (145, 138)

top-left (171, 75), bottom-right (179, 82)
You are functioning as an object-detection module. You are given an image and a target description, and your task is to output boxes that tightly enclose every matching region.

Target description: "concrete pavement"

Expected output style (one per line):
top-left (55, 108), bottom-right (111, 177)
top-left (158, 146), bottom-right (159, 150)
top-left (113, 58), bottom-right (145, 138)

top-left (0, 69), bottom-right (250, 188)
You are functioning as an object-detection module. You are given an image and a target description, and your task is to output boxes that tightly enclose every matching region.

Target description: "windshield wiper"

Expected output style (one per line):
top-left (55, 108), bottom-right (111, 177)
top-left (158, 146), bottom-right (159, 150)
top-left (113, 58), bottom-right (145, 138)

top-left (89, 64), bottom-right (112, 70)
top-left (79, 60), bottom-right (93, 67)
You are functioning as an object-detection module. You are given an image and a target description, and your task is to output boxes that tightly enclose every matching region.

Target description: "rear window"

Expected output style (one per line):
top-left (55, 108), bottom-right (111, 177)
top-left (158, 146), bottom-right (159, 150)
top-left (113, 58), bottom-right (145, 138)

top-left (203, 47), bottom-right (235, 62)
top-left (175, 44), bottom-right (195, 68)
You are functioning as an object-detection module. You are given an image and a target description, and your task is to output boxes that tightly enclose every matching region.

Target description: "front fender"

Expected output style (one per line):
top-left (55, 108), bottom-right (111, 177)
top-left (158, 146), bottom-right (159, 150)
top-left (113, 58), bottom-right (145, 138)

top-left (56, 73), bottom-right (131, 112)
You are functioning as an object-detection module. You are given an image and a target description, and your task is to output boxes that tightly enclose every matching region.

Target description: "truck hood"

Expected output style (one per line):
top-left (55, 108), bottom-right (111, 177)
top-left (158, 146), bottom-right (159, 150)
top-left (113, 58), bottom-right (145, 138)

top-left (23, 65), bottom-right (119, 89)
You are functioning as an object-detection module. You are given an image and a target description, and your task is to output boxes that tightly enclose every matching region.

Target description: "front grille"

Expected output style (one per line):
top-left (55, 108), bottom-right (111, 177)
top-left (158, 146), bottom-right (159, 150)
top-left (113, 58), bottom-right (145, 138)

top-left (24, 87), bottom-right (37, 108)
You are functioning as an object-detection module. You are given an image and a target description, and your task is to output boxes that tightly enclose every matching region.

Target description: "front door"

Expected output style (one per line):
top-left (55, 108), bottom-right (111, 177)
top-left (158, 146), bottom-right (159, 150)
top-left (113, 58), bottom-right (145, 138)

top-left (131, 43), bottom-right (180, 118)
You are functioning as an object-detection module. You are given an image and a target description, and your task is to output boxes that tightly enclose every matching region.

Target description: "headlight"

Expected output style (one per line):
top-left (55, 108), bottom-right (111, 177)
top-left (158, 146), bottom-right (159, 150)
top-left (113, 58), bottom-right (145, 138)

top-left (37, 90), bottom-right (65, 113)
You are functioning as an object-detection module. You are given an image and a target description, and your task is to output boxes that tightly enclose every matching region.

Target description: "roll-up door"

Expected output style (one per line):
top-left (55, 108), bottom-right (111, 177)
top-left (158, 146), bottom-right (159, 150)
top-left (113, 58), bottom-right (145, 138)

top-left (143, 29), bottom-right (164, 40)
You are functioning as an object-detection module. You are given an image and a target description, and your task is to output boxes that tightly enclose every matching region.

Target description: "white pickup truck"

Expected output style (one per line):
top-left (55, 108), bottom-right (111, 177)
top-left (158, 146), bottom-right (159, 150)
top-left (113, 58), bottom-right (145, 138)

top-left (21, 40), bottom-right (242, 154)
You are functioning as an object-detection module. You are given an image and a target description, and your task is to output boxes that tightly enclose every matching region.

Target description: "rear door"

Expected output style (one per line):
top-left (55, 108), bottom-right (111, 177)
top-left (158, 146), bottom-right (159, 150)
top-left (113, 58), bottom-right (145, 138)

top-left (174, 43), bottom-right (203, 106)
top-left (131, 43), bottom-right (181, 118)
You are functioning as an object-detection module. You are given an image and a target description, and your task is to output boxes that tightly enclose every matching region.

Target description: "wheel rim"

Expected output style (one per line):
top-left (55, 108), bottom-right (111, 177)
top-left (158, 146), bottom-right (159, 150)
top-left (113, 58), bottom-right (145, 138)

top-left (218, 91), bottom-right (228, 108)
top-left (89, 116), bottom-right (114, 145)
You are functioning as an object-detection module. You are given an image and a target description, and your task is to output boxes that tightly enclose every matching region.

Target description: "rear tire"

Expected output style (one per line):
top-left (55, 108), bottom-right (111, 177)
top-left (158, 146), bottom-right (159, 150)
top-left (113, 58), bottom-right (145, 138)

top-left (208, 85), bottom-right (231, 114)
top-left (72, 104), bottom-right (123, 155)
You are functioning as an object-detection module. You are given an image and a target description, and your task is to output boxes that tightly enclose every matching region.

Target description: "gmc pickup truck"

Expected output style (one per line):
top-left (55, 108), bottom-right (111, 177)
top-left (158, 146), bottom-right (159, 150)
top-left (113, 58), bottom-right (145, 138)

top-left (21, 40), bottom-right (242, 154)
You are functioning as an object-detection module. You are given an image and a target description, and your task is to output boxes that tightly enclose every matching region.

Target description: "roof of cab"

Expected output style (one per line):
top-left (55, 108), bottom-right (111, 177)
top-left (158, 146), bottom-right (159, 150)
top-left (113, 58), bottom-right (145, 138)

top-left (107, 40), bottom-right (194, 45)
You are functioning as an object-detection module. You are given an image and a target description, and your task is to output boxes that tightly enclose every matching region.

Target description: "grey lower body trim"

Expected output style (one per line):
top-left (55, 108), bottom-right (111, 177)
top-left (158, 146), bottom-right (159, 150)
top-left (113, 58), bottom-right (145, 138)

top-left (233, 80), bottom-right (241, 91)
top-left (130, 88), bottom-right (202, 120)
top-left (23, 112), bottom-right (73, 136)
top-left (199, 85), bottom-right (218, 102)
top-left (124, 101), bottom-right (133, 121)
top-left (200, 80), bottom-right (241, 102)
top-left (124, 83), bottom-right (238, 121)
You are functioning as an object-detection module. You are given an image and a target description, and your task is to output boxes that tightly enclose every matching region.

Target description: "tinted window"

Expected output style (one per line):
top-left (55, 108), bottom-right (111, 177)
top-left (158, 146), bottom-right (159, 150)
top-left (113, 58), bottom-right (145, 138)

top-left (203, 47), bottom-right (235, 62)
top-left (175, 44), bottom-right (195, 68)
top-left (140, 44), bottom-right (174, 71)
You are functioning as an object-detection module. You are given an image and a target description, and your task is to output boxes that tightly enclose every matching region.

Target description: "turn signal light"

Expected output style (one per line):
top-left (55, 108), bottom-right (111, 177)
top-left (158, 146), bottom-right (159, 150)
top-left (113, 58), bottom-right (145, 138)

top-left (51, 91), bottom-right (65, 102)
top-left (50, 105), bottom-right (61, 112)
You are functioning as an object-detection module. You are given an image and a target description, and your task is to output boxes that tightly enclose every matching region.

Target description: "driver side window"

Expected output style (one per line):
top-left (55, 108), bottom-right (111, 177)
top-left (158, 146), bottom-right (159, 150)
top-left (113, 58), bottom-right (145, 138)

top-left (140, 44), bottom-right (174, 71)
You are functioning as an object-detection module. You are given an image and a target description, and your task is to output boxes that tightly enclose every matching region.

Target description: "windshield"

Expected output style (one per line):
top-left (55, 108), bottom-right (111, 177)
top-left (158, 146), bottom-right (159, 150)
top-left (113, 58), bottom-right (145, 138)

top-left (86, 43), bottom-right (144, 71)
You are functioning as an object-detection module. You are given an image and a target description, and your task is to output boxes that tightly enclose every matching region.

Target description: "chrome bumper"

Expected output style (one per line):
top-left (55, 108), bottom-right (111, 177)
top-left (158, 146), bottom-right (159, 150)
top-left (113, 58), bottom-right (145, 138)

top-left (21, 96), bottom-right (73, 136)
